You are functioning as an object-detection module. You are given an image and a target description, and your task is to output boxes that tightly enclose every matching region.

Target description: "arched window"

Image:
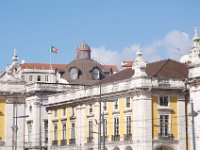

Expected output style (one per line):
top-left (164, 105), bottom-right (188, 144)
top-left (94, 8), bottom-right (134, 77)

top-left (125, 146), bottom-right (133, 150)
top-left (113, 146), bottom-right (120, 150)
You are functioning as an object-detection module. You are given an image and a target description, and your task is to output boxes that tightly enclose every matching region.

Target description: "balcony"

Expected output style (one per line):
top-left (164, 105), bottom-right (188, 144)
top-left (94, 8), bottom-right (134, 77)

top-left (124, 133), bottom-right (132, 141)
top-left (158, 133), bottom-right (173, 140)
top-left (69, 139), bottom-right (76, 145)
top-left (112, 134), bottom-right (120, 141)
top-left (52, 140), bottom-right (58, 146)
top-left (60, 139), bottom-right (67, 146)
top-left (87, 136), bottom-right (93, 143)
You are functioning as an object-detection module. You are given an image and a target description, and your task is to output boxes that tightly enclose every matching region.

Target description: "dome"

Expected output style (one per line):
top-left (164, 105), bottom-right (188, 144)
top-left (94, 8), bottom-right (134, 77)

top-left (77, 41), bottom-right (91, 51)
top-left (76, 41), bottom-right (91, 59)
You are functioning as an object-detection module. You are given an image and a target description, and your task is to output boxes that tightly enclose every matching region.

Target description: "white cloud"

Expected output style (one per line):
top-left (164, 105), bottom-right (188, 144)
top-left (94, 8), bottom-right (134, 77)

top-left (92, 30), bottom-right (193, 67)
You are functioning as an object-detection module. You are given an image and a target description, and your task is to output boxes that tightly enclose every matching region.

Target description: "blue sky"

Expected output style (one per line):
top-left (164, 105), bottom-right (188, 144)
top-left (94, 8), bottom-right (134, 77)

top-left (0, 0), bottom-right (200, 70)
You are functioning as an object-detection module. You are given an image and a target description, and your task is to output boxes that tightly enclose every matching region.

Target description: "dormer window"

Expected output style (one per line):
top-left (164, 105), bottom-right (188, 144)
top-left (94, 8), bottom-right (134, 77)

top-left (70, 68), bottom-right (79, 80)
top-left (91, 68), bottom-right (100, 80)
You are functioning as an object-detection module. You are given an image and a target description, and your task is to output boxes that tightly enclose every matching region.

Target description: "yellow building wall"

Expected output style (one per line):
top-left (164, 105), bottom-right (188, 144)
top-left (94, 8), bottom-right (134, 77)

top-left (66, 107), bottom-right (70, 142)
top-left (106, 101), bottom-right (113, 141)
top-left (152, 96), bottom-right (159, 138)
top-left (170, 96), bottom-right (178, 139)
top-left (0, 99), bottom-right (5, 140)
top-left (119, 97), bottom-right (125, 139)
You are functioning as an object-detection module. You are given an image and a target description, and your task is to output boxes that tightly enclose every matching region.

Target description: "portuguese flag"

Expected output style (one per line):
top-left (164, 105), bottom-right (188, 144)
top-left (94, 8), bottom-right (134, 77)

top-left (50, 46), bottom-right (58, 54)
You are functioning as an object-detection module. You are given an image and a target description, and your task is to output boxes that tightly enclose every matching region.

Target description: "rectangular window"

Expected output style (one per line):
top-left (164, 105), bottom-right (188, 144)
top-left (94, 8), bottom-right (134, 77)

top-left (159, 96), bottom-right (169, 106)
top-left (114, 99), bottom-right (118, 110)
top-left (37, 75), bottom-right (41, 81)
top-left (160, 115), bottom-right (169, 136)
top-left (44, 121), bottom-right (48, 143)
top-left (29, 75), bottom-right (33, 81)
top-left (71, 107), bottom-right (74, 116)
top-left (45, 75), bottom-right (48, 82)
top-left (62, 123), bottom-right (66, 140)
top-left (63, 108), bottom-right (66, 116)
top-left (22, 75), bottom-right (25, 80)
top-left (54, 123), bottom-right (58, 140)
top-left (126, 97), bottom-right (131, 108)
top-left (54, 109), bottom-right (57, 118)
top-left (89, 104), bottom-right (93, 115)
top-left (114, 117), bottom-right (119, 135)
top-left (104, 119), bottom-right (107, 136)
top-left (71, 122), bottom-right (75, 139)
top-left (27, 122), bottom-right (32, 142)
top-left (103, 102), bottom-right (107, 111)
top-left (89, 121), bottom-right (93, 137)
top-left (126, 116), bottom-right (131, 134)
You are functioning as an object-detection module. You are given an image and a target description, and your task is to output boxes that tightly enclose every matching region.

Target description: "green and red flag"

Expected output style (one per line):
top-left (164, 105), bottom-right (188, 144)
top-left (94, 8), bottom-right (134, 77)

top-left (50, 46), bottom-right (58, 54)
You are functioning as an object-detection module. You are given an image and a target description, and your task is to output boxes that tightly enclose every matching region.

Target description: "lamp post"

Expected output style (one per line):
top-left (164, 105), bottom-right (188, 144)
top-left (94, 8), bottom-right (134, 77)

top-left (190, 99), bottom-right (198, 150)
top-left (13, 112), bottom-right (29, 150)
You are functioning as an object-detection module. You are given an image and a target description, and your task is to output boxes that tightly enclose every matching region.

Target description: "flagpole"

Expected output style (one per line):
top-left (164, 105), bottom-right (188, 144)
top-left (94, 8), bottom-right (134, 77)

top-left (49, 46), bottom-right (52, 83)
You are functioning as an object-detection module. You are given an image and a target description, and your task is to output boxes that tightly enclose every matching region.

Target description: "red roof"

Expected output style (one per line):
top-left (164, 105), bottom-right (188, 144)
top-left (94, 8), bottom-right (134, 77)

top-left (103, 65), bottom-right (119, 72)
top-left (121, 60), bottom-right (133, 68)
top-left (95, 59), bottom-right (188, 85)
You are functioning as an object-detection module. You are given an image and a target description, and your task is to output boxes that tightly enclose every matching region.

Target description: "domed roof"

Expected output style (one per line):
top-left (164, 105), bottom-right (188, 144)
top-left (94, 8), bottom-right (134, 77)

top-left (77, 41), bottom-right (91, 51)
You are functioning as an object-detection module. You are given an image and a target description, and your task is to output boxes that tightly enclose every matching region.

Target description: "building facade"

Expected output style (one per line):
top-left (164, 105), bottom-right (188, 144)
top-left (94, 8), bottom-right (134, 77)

top-left (47, 46), bottom-right (189, 150)
top-left (2, 28), bottom-right (200, 150)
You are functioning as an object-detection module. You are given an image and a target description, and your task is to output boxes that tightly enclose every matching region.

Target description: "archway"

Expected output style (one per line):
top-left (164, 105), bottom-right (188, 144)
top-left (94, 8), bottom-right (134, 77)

top-left (113, 146), bottom-right (120, 150)
top-left (155, 145), bottom-right (174, 150)
top-left (125, 146), bottom-right (133, 150)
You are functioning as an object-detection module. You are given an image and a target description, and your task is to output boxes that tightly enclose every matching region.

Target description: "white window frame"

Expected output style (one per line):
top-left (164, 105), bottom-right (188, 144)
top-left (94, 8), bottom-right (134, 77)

top-left (63, 107), bottom-right (66, 116)
top-left (126, 116), bottom-right (131, 135)
top-left (88, 104), bottom-right (93, 115)
top-left (159, 96), bottom-right (169, 107)
top-left (54, 123), bottom-right (58, 141)
top-left (27, 122), bottom-right (32, 142)
top-left (114, 117), bottom-right (119, 135)
top-left (37, 75), bottom-right (41, 81)
top-left (71, 122), bottom-right (75, 139)
top-left (54, 109), bottom-right (57, 118)
top-left (44, 75), bottom-right (49, 82)
top-left (44, 121), bottom-right (48, 143)
top-left (62, 123), bottom-right (66, 140)
top-left (126, 97), bottom-right (131, 108)
top-left (29, 75), bottom-right (33, 81)
top-left (159, 114), bottom-right (170, 136)
top-left (88, 120), bottom-right (93, 137)
top-left (114, 99), bottom-right (119, 110)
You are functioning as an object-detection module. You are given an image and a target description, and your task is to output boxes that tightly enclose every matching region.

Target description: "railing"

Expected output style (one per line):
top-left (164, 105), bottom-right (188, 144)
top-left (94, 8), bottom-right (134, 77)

top-left (87, 137), bottom-right (93, 143)
top-left (111, 134), bottom-right (120, 141)
top-left (60, 139), bottom-right (67, 146)
top-left (158, 133), bottom-right (173, 140)
top-left (124, 133), bottom-right (132, 141)
top-left (69, 138), bottom-right (76, 144)
top-left (52, 140), bottom-right (58, 145)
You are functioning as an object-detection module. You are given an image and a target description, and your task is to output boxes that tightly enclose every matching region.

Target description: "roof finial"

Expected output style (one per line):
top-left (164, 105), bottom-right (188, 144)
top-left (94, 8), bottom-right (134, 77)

top-left (136, 45), bottom-right (142, 56)
top-left (193, 27), bottom-right (200, 41)
top-left (12, 49), bottom-right (18, 64)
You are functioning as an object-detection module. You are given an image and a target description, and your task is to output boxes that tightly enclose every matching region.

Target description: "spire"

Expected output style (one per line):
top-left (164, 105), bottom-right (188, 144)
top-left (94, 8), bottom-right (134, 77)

top-left (189, 27), bottom-right (200, 64)
top-left (12, 49), bottom-right (18, 65)
top-left (132, 45), bottom-right (147, 77)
